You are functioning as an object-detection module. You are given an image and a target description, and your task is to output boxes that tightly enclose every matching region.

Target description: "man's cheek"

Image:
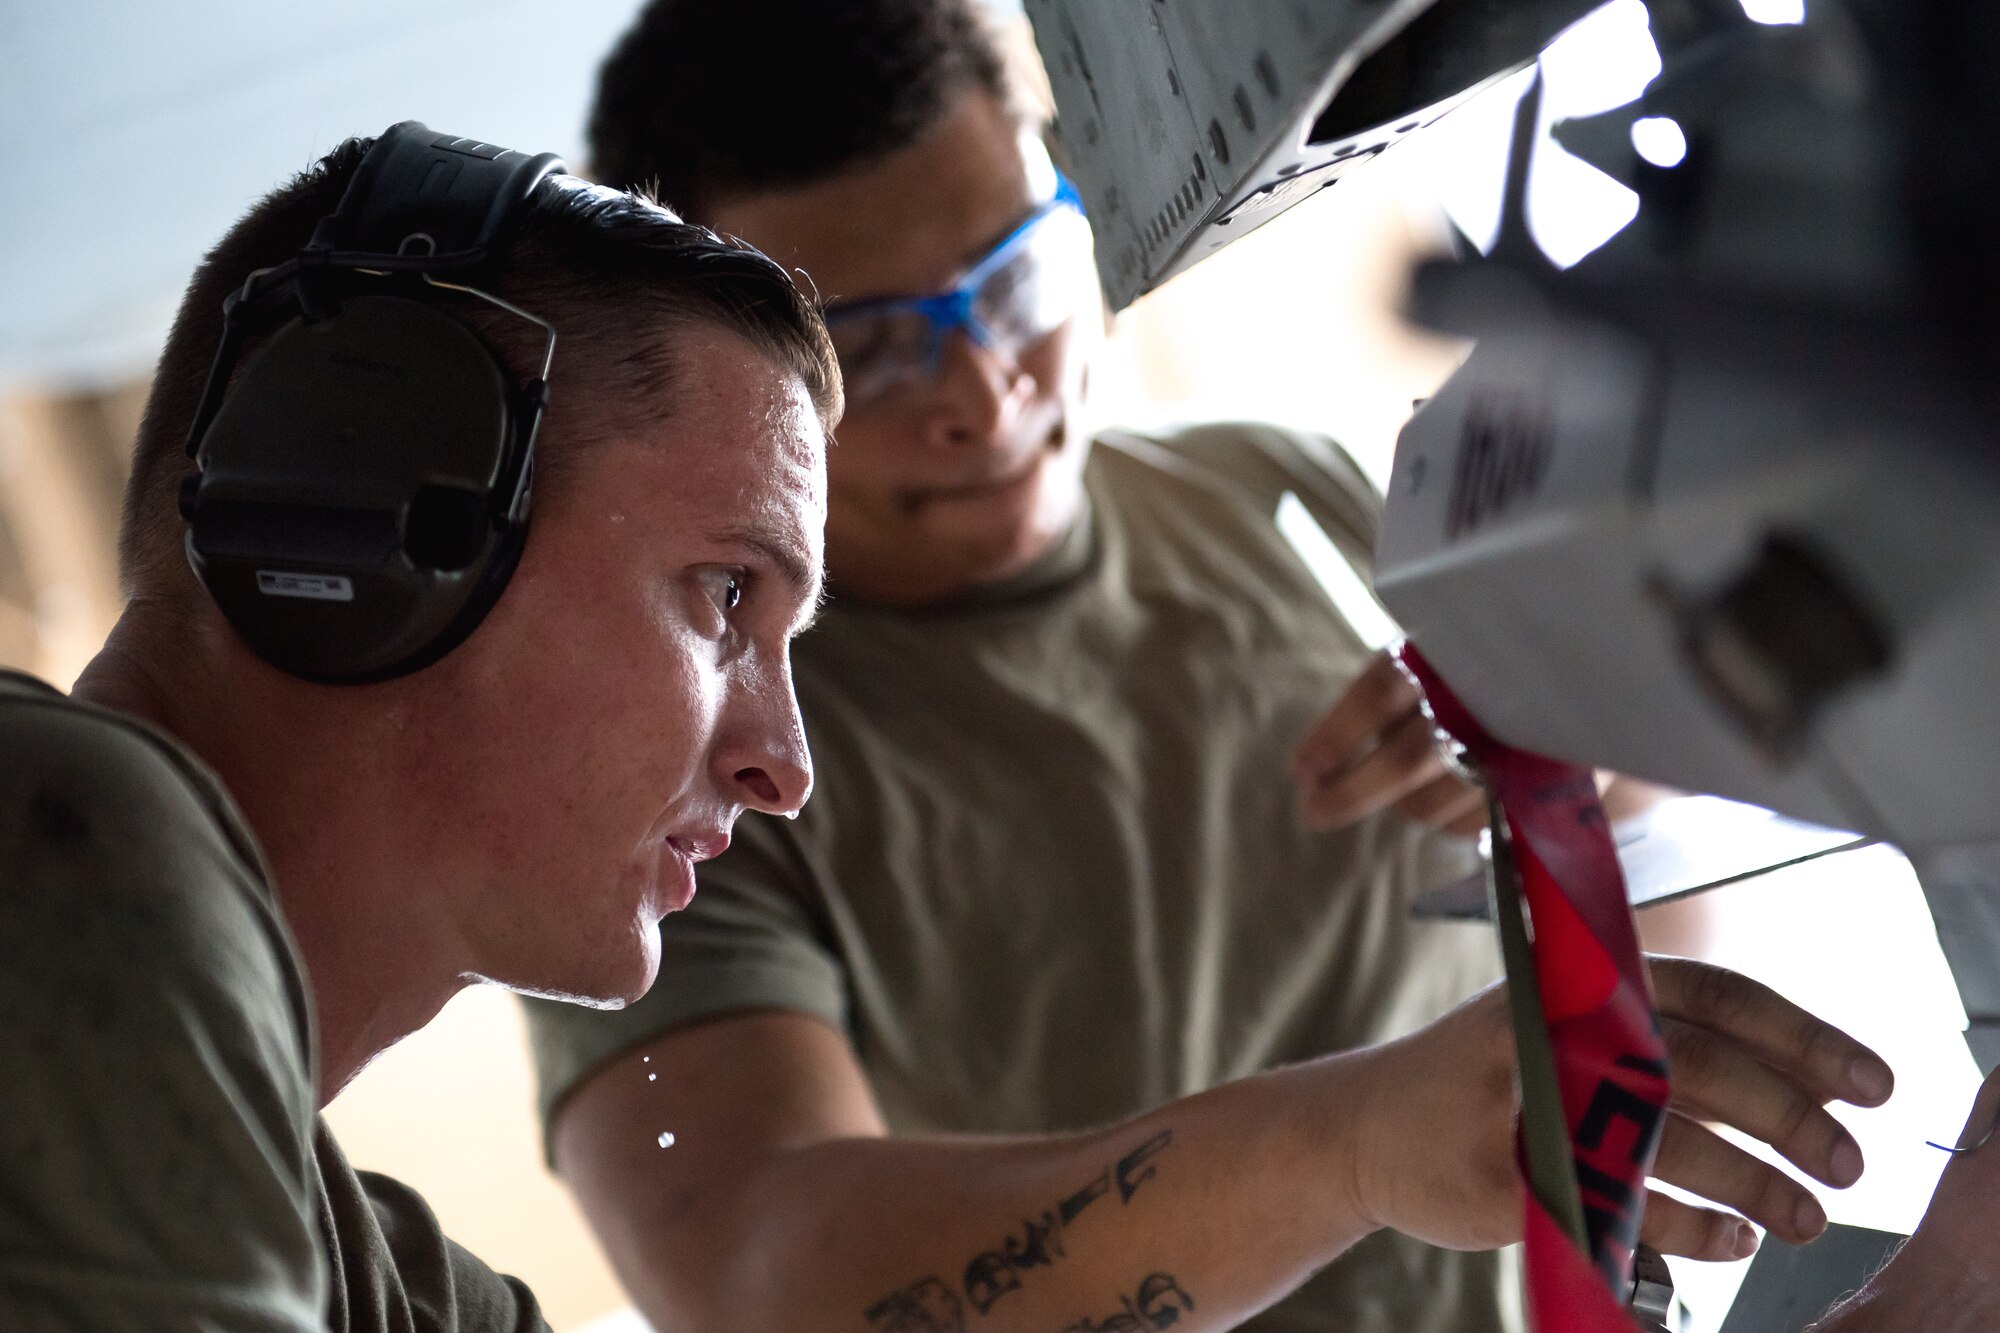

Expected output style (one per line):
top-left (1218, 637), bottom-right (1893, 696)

top-left (643, 658), bottom-right (726, 772)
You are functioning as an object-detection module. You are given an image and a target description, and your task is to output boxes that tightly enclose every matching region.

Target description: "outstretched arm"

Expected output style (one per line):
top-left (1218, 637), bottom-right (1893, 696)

top-left (550, 958), bottom-right (1890, 1333)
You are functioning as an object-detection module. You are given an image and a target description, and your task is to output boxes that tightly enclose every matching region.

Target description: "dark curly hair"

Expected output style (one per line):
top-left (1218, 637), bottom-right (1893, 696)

top-left (589, 0), bottom-right (1010, 218)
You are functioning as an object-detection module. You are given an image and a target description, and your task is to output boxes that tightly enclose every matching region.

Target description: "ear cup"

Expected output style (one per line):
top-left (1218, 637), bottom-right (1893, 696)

top-left (186, 294), bottom-right (532, 682)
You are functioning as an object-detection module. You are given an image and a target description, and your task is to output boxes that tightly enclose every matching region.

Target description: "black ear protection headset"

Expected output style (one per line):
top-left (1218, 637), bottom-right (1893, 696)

top-left (180, 122), bottom-right (568, 683)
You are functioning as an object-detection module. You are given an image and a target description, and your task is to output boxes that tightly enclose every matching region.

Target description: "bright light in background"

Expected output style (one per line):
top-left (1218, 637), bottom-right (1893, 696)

top-left (1404, 0), bottom-right (1663, 268)
top-left (1741, 0), bottom-right (1807, 24)
top-left (1631, 115), bottom-right (1689, 167)
top-left (1537, 0), bottom-right (1664, 117)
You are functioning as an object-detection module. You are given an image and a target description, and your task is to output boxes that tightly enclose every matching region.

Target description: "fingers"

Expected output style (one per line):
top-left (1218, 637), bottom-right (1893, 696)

top-left (1292, 651), bottom-right (1422, 783)
top-left (1300, 710), bottom-right (1450, 831)
top-left (1647, 958), bottom-right (1885, 1231)
top-left (1653, 1113), bottom-right (1827, 1246)
top-left (1659, 1013), bottom-right (1866, 1192)
top-left (1293, 650), bottom-right (1488, 835)
top-left (1649, 957), bottom-right (1894, 1109)
top-left (1393, 773), bottom-right (1486, 835)
top-left (1637, 1188), bottom-right (1761, 1263)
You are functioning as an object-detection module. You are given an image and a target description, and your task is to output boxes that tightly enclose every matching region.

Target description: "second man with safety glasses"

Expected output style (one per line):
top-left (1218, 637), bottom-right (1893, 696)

top-left (522, 3), bottom-right (1889, 1331)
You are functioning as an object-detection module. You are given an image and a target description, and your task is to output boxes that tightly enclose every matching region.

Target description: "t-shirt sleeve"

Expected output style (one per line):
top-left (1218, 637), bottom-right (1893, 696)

top-left (523, 809), bottom-right (848, 1137)
top-left (0, 697), bottom-right (326, 1332)
top-left (1140, 420), bottom-right (1386, 560)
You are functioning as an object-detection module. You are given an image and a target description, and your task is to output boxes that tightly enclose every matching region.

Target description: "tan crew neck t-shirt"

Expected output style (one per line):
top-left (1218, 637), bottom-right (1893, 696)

top-left (528, 422), bottom-right (1517, 1332)
top-left (0, 671), bottom-right (547, 1333)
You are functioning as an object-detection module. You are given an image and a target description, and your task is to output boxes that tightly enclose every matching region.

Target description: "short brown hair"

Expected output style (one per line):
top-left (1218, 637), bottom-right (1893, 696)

top-left (122, 134), bottom-right (841, 603)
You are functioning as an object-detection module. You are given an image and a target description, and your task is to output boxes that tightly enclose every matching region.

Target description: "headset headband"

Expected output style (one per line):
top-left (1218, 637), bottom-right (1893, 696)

top-left (308, 123), bottom-right (567, 269)
top-left (184, 124), bottom-right (566, 463)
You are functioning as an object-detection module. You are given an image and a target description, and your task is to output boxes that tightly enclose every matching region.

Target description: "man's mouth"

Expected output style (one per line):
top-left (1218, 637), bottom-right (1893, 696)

top-left (658, 831), bottom-right (729, 914)
top-left (900, 421), bottom-right (1067, 511)
top-left (667, 831), bottom-right (730, 863)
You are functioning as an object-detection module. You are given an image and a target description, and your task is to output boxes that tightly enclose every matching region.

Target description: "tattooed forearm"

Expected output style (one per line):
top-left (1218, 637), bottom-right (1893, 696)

top-left (1059, 1272), bottom-right (1196, 1333)
top-left (865, 1130), bottom-right (1178, 1327)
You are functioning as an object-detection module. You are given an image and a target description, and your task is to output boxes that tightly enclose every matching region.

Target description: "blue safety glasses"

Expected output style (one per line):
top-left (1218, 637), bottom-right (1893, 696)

top-left (824, 174), bottom-right (1095, 404)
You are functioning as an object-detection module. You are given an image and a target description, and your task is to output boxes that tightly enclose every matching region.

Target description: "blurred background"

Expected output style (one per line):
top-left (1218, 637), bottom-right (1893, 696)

top-left (0, 1), bottom-right (1975, 1329)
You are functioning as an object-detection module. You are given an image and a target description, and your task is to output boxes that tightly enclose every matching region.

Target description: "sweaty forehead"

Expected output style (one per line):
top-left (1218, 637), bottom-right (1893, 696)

top-left (621, 329), bottom-right (823, 490)
top-left (707, 90), bottom-right (1037, 304)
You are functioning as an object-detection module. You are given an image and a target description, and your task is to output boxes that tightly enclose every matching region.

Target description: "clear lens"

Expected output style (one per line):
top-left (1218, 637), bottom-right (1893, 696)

top-left (828, 307), bottom-right (937, 402)
top-left (970, 207), bottom-right (1095, 359)
top-left (826, 200), bottom-right (1097, 406)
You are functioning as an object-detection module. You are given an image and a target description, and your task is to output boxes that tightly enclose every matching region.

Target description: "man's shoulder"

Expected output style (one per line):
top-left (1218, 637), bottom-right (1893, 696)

top-left (4, 669), bottom-right (184, 791)
top-left (1089, 419), bottom-right (1382, 540)
top-left (1093, 418), bottom-right (1373, 488)
top-left (0, 671), bottom-right (265, 887)
top-left (0, 676), bottom-right (323, 1330)
top-left (0, 670), bottom-right (298, 1032)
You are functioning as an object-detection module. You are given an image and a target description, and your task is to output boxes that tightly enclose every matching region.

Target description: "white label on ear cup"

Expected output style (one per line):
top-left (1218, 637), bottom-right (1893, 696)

top-left (255, 571), bottom-right (354, 602)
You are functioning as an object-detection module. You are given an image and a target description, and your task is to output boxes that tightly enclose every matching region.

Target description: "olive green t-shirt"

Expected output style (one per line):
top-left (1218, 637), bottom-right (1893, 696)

top-left (527, 423), bottom-right (1516, 1332)
top-left (0, 671), bottom-right (547, 1333)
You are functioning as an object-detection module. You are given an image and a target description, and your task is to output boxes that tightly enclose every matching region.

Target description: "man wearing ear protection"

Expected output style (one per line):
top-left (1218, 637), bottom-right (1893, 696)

top-left (0, 124), bottom-right (839, 1330)
top-left (517, 5), bottom-right (1905, 1333)
top-left (0, 57), bottom-right (1931, 1333)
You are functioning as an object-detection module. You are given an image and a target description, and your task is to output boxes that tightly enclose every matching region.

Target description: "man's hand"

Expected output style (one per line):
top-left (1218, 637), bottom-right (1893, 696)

top-left (1345, 956), bottom-right (1895, 1260)
top-left (1294, 650), bottom-right (1672, 836)
top-left (1292, 650), bottom-right (1486, 836)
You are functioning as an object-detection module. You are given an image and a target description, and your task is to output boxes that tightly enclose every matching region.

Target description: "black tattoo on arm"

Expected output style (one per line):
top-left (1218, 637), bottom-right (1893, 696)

top-left (1059, 1272), bottom-right (1196, 1332)
top-left (1059, 1168), bottom-right (1112, 1224)
top-left (863, 1130), bottom-right (1178, 1326)
top-left (964, 1209), bottom-right (1066, 1313)
top-left (1115, 1131), bottom-right (1173, 1204)
top-left (866, 1277), bottom-right (966, 1333)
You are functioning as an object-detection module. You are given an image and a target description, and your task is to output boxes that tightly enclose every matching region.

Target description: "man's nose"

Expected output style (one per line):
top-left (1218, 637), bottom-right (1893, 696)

top-left (718, 680), bottom-right (814, 818)
top-left (918, 329), bottom-right (1032, 453)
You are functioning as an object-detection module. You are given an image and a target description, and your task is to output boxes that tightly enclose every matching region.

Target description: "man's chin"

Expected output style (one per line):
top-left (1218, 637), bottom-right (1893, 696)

top-left (493, 934), bottom-right (662, 1011)
top-left (942, 483), bottom-right (1080, 577)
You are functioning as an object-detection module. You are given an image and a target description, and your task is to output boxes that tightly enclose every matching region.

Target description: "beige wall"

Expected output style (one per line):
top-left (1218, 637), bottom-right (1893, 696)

top-left (0, 387), bottom-right (139, 688)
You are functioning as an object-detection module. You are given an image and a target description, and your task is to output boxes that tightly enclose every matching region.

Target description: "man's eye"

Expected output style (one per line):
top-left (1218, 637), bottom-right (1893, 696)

top-left (692, 568), bottom-right (745, 624)
top-left (706, 569), bottom-right (744, 614)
